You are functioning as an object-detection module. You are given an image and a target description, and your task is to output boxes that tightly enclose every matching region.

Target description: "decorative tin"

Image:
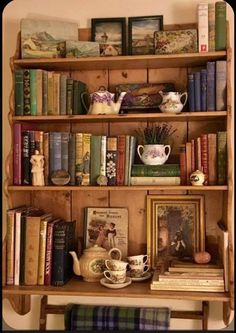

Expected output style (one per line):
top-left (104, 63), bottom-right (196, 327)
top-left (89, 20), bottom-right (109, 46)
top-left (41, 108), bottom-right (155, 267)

top-left (154, 29), bottom-right (198, 54)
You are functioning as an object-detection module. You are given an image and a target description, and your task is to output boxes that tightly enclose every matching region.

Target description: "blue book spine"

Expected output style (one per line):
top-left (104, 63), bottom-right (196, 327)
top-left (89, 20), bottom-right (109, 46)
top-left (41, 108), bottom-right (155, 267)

top-left (188, 73), bottom-right (195, 111)
top-left (207, 61), bottom-right (216, 111)
top-left (194, 72), bottom-right (201, 111)
top-left (200, 69), bottom-right (207, 111)
top-left (53, 132), bottom-right (62, 172)
top-left (61, 132), bottom-right (69, 172)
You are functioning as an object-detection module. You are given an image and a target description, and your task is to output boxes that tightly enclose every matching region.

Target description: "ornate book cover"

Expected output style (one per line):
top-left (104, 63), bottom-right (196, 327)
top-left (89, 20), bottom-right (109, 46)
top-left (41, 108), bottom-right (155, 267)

top-left (81, 133), bottom-right (91, 186)
top-left (117, 135), bottom-right (126, 185)
top-left (23, 69), bottom-right (31, 115)
top-left (61, 132), bottom-right (69, 172)
top-left (36, 69), bottom-right (43, 115)
top-left (42, 70), bottom-right (48, 115)
top-left (198, 3), bottom-right (208, 52)
top-left (84, 207), bottom-right (128, 259)
top-left (15, 69), bottom-right (24, 116)
top-left (200, 134), bottom-right (208, 185)
top-left (47, 71), bottom-right (54, 115)
top-left (30, 69), bottom-right (37, 115)
top-left (106, 137), bottom-right (117, 186)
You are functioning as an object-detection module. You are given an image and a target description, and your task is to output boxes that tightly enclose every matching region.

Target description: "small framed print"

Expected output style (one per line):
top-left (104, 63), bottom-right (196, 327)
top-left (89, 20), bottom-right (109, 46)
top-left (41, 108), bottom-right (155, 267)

top-left (91, 17), bottom-right (126, 56)
top-left (128, 15), bottom-right (163, 55)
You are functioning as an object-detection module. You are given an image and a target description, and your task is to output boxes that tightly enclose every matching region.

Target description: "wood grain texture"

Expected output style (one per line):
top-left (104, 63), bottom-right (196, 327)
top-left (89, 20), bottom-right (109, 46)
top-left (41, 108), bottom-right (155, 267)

top-left (71, 70), bottom-right (108, 93)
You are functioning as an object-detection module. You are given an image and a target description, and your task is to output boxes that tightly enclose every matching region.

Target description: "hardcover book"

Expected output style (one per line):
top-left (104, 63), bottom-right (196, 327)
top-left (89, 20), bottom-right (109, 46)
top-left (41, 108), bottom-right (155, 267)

top-left (43, 132), bottom-right (49, 185)
top-left (84, 207), bottom-right (128, 259)
top-left (60, 74), bottom-right (68, 115)
top-left (100, 136), bottom-right (107, 177)
top-left (200, 69), bottom-right (207, 111)
top-left (194, 72), bottom-right (201, 111)
top-left (66, 78), bottom-right (74, 115)
top-left (200, 134), bottom-right (208, 185)
top-left (22, 130), bottom-right (31, 185)
top-left (81, 133), bottom-right (91, 186)
top-left (116, 135), bottom-right (126, 185)
top-left (23, 69), bottom-right (31, 115)
top-left (179, 144), bottom-right (187, 185)
top-left (216, 60), bottom-right (227, 111)
top-left (47, 71), bottom-right (54, 115)
top-left (207, 133), bottom-right (217, 185)
top-left (36, 69), bottom-right (43, 115)
top-left (187, 73), bottom-right (195, 112)
top-left (90, 135), bottom-right (102, 185)
top-left (215, 1), bottom-right (227, 51)
top-left (75, 133), bottom-right (83, 185)
top-left (217, 131), bottom-right (227, 185)
top-left (15, 69), bottom-right (24, 116)
top-left (42, 70), bottom-right (48, 115)
top-left (61, 132), bottom-right (69, 172)
top-left (68, 133), bottom-right (76, 185)
top-left (217, 221), bottom-right (229, 291)
top-left (206, 61), bottom-right (216, 111)
top-left (131, 164), bottom-right (180, 177)
top-left (208, 3), bottom-right (215, 51)
top-left (198, 3), bottom-right (208, 52)
top-left (106, 137), bottom-right (118, 186)
top-left (130, 176), bottom-right (181, 186)
top-left (30, 69), bottom-right (37, 115)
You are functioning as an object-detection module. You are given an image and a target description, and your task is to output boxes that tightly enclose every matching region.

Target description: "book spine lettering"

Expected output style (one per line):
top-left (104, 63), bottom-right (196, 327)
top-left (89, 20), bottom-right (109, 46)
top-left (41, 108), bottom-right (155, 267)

top-left (22, 131), bottom-right (31, 185)
top-left (100, 136), bottom-right (107, 176)
top-left (38, 220), bottom-right (48, 285)
top-left (42, 70), bottom-right (48, 115)
top-left (52, 223), bottom-right (66, 286)
top-left (23, 69), bottom-right (31, 115)
top-left (36, 69), bottom-right (43, 115)
top-left (60, 74), bottom-right (67, 115)
top-left (200, 134), bottom-right (208, 185)
top-left (61, 132), bottom-right (69, 172)
top-left (15, 69), bottom-right (24, 116)
top-left (117, 135), bottom-right (126, 185)
top-left (30, 69), bottom-right (37, 115)
top-left (43, 133), bottom-right (49, 185)
top-left (130, 177), bottom-right (181, 186)
top-left (198, 3), bottom-right (208, 52)
top-left (215, 1), bottom-right (226, 51)
top-left (53, 132), bottom-right (62, 172)
top-left (75, 133), bottom-right (83, 185)
top-left (81, 133), bottom-right (91, 186)
top-left (13, 124), bottom-right (22, 185)
top-left (208, 3), bottom-right (215, 51)
top-left (66, 78), bottom-right (74, 115)
top-left (106, 137), bottom-right (117, 186)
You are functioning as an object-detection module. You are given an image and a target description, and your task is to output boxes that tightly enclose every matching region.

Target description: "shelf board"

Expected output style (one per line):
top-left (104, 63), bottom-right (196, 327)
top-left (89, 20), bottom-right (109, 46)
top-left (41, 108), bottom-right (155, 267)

top-left (14, 51), bottom-right (227, 70)
top-left (8, 185), bottom-right (228, 191)
top-left (3, 278), bottom-right (230, 302)
top-left (13, 111), bottom-right (227, 122)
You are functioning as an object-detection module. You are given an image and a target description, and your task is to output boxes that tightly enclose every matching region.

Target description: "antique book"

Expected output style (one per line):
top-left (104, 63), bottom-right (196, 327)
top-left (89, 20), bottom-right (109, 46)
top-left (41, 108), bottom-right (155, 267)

top-left (100, 136), bottom-right (107, 177)
top-left (150, 283), bottom-right (224, 292)
top-left (196, 137), bottom-right (202, 171)
top-left (52, 73), bottom-right (60, 115)
top-left (124, 135), bottom-right (130, 185)
top-left (66, 40), bottom-right (100, 58)
top-left (117, 135), bottom-right (126, 185)
top-left (47, 71), bottom-right (54, 115)
top-left (207, 133), bottom-right (217, 185)
top-left (217, 131), bottom-right (227, 185)
top-left (130, 176), bottom-right (181, 186)
top-left (106, 137), bottom-right (117, 186)
top-left (30, 69), bottom-right (37, 115)
top-left (198, 3), bottom-right (208, 52)
top-left (155, 276), bottom-right (224, 286)
top-left (200, 69), bottom-right (207, 111)
top-left (60, 74), bottom-right (67, 115)
top-left (68, 133), bottom-right (76, 185)
top-left (208, 3), bottom-right (215, 51)
top-left (127, 136), bottom-right (137, 186)
top-left (38, 214), bottom-right (53, 285)
top-left (179, 144), bottom-right (187, 185)
top-left (36, 69), bottom-right (43, 115)
top-left (52, 220), bottom-right (76, 286)
top-left (194, 72), bottom-right (201, 111)
top-left (81, 133), bottom-right (92, 186)
top-left (75, 133), bottom-right (83, 185)
top-left (206, 61), bottom-right (216, 111)
top-left (216, 60), bottom-right (227, 111)
top-left (217, 220), bottom-right (229, 291)
top-left (200, 134), bottom-right (208, 185)
top-left (73, 80), bottom-right (79, 115)
top-left (185, 142), bottom-right (192, 185)
top-left (90, 135), bottom-right (102, 185)
top-left (170, 259), bottom-right (222, 269)
top-left (42, 70), bottom-right (48, 115)
top-left (190, 139), bottom-right (195, 173)
top-left (23, 69), bottom-right (31, 115)
top-left (15, 69), bottom-right (24, 116)
top-left (215, 1), bottom-right (227, 51)
top-left (61, 132), bottom-right (69, 172)
top-left (131, 164), bottom-right (180, 177)
top-left (43, 132), bottom-right (49, 185)
top-left (44, 218), bottom-right (61, 285)
top-left (66, 78), bottom-right (74, 115)
top-left (34, 130), bottom-right (44, 155)
top-left (22, 130), bottom-right (31, 185)
top-left (168, 266), bottom-right (224, 274)
top-left (24, 212), bottom-right (50, 285)
top-left (53, 132), bottom-right (62, 172)
top-left (187, 73), bottom-right (195, 112)
top-left (84, 207), bottom-right (128, 258)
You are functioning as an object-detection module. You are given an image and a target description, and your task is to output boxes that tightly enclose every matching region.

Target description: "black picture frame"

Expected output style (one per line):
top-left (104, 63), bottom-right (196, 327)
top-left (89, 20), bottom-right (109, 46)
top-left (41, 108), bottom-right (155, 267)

top-left (91, 17), bottom-right (126, 56)
top-left (128, 15), bottom-right (163, 55)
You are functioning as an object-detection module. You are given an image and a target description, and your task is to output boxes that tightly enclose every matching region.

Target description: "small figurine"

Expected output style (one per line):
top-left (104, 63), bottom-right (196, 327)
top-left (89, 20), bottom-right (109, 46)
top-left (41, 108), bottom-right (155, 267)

top-left (97, 175), bottom-right (108, 186)
top-left (194, 251), bottom-right (211, 264)
top-left (190, 169), bottom-right (205, 186)
top-left (30, 150), bottom-right (45, 186)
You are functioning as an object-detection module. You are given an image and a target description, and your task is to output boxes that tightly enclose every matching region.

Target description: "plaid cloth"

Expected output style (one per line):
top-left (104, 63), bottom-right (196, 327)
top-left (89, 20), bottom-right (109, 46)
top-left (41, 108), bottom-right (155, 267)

top-left (64, 304), bottom-right (171, 331)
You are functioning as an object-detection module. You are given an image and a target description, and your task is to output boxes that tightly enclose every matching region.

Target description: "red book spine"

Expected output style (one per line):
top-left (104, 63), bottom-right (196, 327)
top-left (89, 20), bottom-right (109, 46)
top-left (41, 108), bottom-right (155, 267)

top-left (200, 134), bottom-right (209, 184)
top-left (179, 145), bottom-right (187, 185)
top-left (191, 139), bottom-right (195, 173)
top-left (117, 135), bottom-right (126, 186)
top-left (44, 220), bottom-right (57, 285)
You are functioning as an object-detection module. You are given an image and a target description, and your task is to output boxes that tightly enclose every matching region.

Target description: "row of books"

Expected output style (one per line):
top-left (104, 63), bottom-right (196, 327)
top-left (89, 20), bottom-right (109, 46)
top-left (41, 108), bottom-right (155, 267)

top-left (13, 124), bottom-right (136, 186)
top-left (5, 206), bottom-right (76, 286)
top-left (179, 131), bottom-right (227, 185)
top-left (15, 69), bottom-right (87, 116)
top-left (187, 60), bottom-right (226, 112)
top-left (130, 164), bottom-right (180, 186)
top-left (198, 2), bottom-right (226, 52)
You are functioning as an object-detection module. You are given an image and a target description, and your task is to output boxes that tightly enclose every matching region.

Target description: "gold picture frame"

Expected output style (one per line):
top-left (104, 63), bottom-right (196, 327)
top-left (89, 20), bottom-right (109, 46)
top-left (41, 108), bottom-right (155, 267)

top-left (147, 195), bottom-right (205, 268)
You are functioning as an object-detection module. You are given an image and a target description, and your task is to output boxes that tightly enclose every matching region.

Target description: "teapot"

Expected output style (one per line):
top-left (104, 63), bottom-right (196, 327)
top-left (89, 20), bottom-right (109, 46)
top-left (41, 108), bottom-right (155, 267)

top-left (190, 169), bottom-right (206, 186)
top-left (158, 91), bottom-right (188, 113)
top-left (81, 86), bottom-right (127, 115)
top-left (69, 245), bottom-right (122, 282)
top-left (137, 144), bottom-right (171, 165)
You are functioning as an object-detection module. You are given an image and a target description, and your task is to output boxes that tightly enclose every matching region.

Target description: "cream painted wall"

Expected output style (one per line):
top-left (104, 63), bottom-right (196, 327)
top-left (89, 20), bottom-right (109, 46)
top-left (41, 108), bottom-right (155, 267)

top-left (2, 0), bottom-right (234, 330)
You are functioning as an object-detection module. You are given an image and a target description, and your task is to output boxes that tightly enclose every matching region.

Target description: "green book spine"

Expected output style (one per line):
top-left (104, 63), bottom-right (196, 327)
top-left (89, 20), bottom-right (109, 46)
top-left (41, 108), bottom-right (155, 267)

top-left (78, 81), bottom-right (87, 114)
top-left (47, 72), bottom-right (54, 115)
top-left (72, 80), bottom-right (79, 115)
top-left (90, 135), bottom-right (102, 185)
top-left (217, 131), bottom-right (227, 185)
top-left (124, 136), bottom-right (130, 185)
top-left (131, 164), bottom-right (180, 177)
top-left (60, 74), bottom-right (67, 115)
top-left (42, 71), bottom-right (48, 115)
top-left (30, 69), bottom-right (37, 115)
top-left (23, 69), bottom-right (31, 115)
top-left (66, 78), bottom-right (74, 115)
top-left (215, 1), bottom-right (226, 51)
top-left (15, 69), bottom-right (24, 116)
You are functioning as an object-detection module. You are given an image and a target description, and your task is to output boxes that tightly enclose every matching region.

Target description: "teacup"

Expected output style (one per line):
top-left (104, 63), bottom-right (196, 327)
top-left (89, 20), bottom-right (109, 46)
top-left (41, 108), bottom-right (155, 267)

top-left (129, 264), bottom-right (149, 278)
top-left (105, 259), bottom-right (128, 271)
top-left (104, 269), bottom-right (126, 284)
top-left (127, 254), bottom-right (148, 266)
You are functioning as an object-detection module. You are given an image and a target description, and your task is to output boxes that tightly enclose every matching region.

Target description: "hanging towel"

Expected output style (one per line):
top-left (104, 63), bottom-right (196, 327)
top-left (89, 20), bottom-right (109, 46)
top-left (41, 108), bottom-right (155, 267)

top-left (64, 304), bottom-right (171, 331)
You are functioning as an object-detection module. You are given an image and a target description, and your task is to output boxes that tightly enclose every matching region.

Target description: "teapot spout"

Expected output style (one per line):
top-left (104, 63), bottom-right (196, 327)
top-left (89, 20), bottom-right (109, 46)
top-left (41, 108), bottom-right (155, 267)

top-left (112, 91), bottom-right (127, 114)
top-left (69, 251), bottom-right (81, 276)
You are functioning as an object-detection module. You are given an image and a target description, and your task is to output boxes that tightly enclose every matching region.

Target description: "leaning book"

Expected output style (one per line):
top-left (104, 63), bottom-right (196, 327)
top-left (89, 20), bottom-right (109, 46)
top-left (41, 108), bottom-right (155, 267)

top-left (84, 207), bottom-right (128, 259)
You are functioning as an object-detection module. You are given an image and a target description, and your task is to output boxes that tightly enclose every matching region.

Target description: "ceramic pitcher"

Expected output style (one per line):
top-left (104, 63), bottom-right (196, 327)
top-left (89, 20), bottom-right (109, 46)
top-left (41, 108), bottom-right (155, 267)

top-left (158, 91), bottom-right (188, 113)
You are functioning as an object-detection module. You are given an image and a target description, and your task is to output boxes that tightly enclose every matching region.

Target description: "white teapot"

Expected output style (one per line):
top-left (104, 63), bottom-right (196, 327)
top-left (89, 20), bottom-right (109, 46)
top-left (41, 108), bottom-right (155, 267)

top-left (81, 86), bottom-right (127, 115)
top-left (158, 91), bottom-right (188, 113)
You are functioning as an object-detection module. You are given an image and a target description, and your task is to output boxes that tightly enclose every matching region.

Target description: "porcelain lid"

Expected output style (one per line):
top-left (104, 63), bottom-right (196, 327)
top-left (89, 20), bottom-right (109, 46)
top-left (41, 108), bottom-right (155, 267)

top-left (84, 245), bottom-right (107, 253)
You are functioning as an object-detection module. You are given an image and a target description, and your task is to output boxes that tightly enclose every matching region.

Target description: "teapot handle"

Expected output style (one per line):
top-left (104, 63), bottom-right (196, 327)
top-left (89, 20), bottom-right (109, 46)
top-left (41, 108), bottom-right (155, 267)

top-left (137, 145), bottom-right (144, 160)
top-left (164, 145), bottom-right (171, 160)
top-left (180, 92), bottom-right (188, 107)
top-left (81, 91), bottom-right (90, 113)
top-left (108, 247), bottom-right (122, 260)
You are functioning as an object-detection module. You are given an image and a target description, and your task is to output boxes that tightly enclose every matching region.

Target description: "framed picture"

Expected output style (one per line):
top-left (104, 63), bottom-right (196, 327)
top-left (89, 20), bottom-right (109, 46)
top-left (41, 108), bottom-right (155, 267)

top-left (84, 207), bottom-right (128, 258)
top-left (128, 15), bottom-right (163, 55)
top-left (146, 195), bottom-right (205, 268)
top-left (91, 17), bottom-right (126, 56)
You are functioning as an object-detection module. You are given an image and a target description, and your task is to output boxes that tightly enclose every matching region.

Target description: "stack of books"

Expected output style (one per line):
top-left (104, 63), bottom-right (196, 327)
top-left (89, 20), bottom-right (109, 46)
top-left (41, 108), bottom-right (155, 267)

top-left (151, 260), bottom-right (225, 292)
top-left (5, 206), bottom-right (75, 286)
top-left (130, 164), bottom-right (180, 186)
top-left (179, 131), bottom-right (227, 185)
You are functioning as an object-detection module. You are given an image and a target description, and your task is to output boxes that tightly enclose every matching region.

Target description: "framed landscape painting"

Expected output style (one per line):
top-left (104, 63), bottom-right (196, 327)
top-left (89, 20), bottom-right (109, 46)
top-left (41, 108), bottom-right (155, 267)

top-left (91, 17), bottom-right (126, 56)
top-left (147, 195), bottom-right (205, 268)
top-left (128, 15), bottom-right (163, 55)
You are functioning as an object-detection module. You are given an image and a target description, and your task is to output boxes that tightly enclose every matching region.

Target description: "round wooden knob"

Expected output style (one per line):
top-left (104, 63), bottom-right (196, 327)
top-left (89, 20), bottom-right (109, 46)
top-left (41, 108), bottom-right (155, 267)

top-left (193, 251), bottom-right (211, 264)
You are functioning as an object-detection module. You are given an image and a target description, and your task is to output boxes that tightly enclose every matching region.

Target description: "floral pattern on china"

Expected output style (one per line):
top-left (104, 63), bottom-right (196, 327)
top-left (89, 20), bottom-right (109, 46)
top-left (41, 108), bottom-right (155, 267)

top-left (158, 91), bottom-right (188, 113)
top-left (137, 144), bottom-right (171, 165)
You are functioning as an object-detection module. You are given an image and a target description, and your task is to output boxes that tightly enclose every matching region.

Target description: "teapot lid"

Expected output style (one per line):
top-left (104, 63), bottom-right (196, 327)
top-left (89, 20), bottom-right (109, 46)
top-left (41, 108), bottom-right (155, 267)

top-left (84, 244), bottom-right (107, 253)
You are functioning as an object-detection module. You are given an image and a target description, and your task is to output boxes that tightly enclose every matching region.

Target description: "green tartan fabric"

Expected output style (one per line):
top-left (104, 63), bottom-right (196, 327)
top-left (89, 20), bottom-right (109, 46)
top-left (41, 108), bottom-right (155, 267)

top-left (64, 304), bottom-right (171, 331)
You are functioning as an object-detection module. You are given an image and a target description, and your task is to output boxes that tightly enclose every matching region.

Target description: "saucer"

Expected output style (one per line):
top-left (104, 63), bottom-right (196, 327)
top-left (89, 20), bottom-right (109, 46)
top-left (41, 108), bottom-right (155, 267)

top-left (127, 271), bottom-right (152, 282)
top-left (100, 277), bottom-right (132, 289)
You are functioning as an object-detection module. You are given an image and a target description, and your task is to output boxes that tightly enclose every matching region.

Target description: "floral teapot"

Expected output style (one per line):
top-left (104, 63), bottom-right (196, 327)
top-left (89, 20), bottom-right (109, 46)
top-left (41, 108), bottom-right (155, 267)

top-left (81, 86), bottom-right (127, 115)
top-left (69, 245), bottom-right (122, 282)
top-left (158, 91), bottom-right (188, 113)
